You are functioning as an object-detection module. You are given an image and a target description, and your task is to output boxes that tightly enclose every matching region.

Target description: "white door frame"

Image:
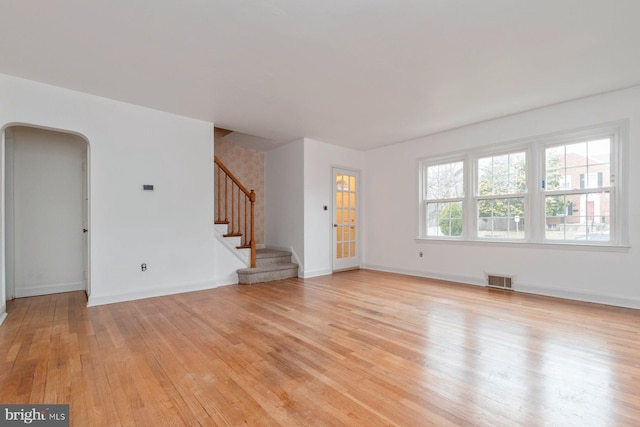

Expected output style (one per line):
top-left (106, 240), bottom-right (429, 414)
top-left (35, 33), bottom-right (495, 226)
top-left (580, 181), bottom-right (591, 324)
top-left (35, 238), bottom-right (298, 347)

top-left (332, 166), bottom-right (361, 271)
top-left (2, 124), bottom-right (91, 304)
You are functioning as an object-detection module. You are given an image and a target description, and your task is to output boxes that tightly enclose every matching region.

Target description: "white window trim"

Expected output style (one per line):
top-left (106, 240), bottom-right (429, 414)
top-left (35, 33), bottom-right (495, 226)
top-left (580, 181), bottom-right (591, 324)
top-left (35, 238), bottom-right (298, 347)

top-left (418, 156), bottom-right (466, 239)
top-left (472, 148), bottom-right (530, 242)
top-left (417, 120), bottom-right (629, 250)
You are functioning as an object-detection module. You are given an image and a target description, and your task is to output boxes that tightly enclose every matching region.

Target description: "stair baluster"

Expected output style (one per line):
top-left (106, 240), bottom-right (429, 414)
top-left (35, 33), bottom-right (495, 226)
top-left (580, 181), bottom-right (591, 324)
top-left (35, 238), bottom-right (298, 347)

top-left (214, 156), bottom-right (257, 268)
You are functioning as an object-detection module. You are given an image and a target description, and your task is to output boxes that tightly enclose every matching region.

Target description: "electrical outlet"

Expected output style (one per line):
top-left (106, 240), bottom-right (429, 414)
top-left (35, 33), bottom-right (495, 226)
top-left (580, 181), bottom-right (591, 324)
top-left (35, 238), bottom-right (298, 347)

top-left (141, 263), bottom-right (147, 271)
top-left (419, 251), bottom-right (423, 258)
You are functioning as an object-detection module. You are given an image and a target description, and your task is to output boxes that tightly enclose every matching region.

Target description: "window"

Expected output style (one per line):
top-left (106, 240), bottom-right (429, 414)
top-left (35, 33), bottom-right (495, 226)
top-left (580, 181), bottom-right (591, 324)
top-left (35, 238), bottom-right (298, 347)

top-left (476, 151), bottom-right (527, 239)
top-left (422, 161), bottom-right (464, 237)
top-left (544, 138), bottom-right (612, 242)
top-left (418, 121), bottom-right (627, 247)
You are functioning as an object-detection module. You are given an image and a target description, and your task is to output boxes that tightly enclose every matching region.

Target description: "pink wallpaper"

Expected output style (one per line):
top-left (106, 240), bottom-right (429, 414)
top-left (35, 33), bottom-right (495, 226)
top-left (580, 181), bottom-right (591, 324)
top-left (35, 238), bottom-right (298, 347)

top-left (214, 128), bottom-right (265, 244)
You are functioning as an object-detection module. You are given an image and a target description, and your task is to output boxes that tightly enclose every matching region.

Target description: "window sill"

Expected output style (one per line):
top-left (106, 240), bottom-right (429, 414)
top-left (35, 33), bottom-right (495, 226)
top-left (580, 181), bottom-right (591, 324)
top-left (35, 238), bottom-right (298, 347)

top-left (414, 237), bottom-right (630, 253)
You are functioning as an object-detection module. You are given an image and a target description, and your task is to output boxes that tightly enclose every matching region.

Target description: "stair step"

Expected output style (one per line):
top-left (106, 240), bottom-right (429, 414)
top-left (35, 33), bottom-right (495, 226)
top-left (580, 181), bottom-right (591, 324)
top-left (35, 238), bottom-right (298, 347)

top-left (255, 249), bottom-right (292, 267)
top-left (237, 263), bottom-right (298, 285)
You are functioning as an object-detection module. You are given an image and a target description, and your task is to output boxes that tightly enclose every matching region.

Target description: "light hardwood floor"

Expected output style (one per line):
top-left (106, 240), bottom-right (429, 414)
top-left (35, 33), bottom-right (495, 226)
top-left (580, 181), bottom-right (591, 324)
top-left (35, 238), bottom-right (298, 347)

top-left (1, 270), bottom-right (640, 426)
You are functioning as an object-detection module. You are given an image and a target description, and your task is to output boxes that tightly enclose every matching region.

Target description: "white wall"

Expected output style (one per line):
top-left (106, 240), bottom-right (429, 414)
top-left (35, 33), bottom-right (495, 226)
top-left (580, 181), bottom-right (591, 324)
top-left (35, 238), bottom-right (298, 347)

top-left (364, 86), bottom-right (640, 308)
top-left (8, 126), bottom-right (86, 298)
top-left (265, 138), bottom-right (365, 278)
top-left (265, 139), bottom-right (305, 270)
top-left (303, 138), bottom-right (365, 277)
top-left (0, 73), bottom-right (238, 308)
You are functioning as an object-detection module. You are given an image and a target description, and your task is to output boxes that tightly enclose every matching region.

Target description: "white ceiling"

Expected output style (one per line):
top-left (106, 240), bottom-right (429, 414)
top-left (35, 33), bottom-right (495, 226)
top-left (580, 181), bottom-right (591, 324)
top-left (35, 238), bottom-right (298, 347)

top-left (1, 1), bottom-right (639, 151)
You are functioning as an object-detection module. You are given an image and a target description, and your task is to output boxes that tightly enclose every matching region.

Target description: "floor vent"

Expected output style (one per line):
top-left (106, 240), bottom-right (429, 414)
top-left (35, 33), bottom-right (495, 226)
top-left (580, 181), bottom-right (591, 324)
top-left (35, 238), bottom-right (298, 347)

top-left (487, 275), bottom-right (513, 290)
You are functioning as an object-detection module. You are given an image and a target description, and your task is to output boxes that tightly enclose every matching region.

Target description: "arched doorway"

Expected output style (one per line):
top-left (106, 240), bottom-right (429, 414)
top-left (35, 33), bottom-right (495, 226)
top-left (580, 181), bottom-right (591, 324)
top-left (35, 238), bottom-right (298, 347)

top-left (4, 125), bottom-right (89, 300)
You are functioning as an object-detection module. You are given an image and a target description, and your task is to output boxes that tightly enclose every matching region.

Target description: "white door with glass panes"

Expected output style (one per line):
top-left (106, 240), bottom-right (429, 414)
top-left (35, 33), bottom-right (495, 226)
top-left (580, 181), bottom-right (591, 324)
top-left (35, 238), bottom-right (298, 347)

top-left (333, 168), bottom-right (361, 271)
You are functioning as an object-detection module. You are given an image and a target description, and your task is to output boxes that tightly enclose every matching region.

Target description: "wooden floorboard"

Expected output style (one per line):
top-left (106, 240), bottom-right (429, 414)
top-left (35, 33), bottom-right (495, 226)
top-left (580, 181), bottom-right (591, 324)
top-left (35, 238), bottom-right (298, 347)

top-left (1, 269), bottom-right (640, 426)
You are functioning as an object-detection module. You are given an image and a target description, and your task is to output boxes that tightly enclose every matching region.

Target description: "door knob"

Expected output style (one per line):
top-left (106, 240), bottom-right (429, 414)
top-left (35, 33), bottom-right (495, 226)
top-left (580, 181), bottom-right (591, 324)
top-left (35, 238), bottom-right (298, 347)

top-left (83, 228), bottom-right (88, 233)
top-left (333, 224), bottom-right (337, 227)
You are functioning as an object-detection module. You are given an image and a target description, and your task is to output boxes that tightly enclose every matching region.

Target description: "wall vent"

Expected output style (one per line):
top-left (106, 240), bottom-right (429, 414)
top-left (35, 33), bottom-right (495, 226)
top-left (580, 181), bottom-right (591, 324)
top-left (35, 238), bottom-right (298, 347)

top-left (487, 275), bottom-right (513, 290)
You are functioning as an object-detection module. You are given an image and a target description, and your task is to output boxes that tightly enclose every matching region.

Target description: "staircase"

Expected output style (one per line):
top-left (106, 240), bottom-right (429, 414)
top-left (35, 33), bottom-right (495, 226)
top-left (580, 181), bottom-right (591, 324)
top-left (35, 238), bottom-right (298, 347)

top-left (237, 249), bottom-right (299, 284)
top-left (214, 155), bottom-right (298, 284)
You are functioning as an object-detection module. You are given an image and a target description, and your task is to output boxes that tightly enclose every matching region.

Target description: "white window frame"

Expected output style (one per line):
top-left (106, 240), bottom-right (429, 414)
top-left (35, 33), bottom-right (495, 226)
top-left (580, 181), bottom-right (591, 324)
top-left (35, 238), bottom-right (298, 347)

top-left (538, 123), bottom-right (626, 246)
top-left (473, 148), bottom-right (529, 241)
top-left (417, 120), bottom-right (629, 249)
top-left (418, 156), bottom-right (466, 239)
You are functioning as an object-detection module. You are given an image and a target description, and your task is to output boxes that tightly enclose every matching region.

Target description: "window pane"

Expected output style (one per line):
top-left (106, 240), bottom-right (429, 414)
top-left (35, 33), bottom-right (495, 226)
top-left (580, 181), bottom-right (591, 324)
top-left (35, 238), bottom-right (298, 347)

top-left (589, 139), bottom-right (610, 166)
top-left (545, 192), bottom-right (610, 241)
top-left (546, 146), bottom-right (564, 171)
top-left (336, 174), bottom-right (349, 191)
top-left (477, 197), bottom-right (525, 239)
top-left (545, 138), bottom-right (610, 191)
top-left (425, 161), bottom-right (464, 200)
top-left (508, 152), bottom-right (526, 193)
top-left (426, 201), bottom-right (462, 237)
top-left (478, 152), bottom-right (526, 196)
top-left (566, 142), bottom-right (587, 166)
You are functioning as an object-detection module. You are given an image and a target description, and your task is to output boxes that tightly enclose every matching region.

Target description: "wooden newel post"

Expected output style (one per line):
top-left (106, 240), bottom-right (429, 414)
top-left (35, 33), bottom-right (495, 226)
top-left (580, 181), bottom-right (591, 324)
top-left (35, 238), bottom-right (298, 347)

top-left (249, 190), bottom-right (256, 268)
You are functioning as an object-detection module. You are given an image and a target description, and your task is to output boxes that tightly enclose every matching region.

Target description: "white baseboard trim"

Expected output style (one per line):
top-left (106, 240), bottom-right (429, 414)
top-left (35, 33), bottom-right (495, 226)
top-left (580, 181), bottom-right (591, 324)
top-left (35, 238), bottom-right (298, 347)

top-left (301, 269), bottom-right (332, 279)
top-left (363, 264), bottom-right (640, 310)
top-left (0, 306), bottom-right (7, 327)
top-left (288, 246), bottom-right (303, 276)
top-left (15, 281), bottom-right (86, 298)
top-left (362, 264), bottom-right (483, 287)
top-left (87, 278), bottom-right (237, 307)
top-left (516, 283), bottom-right (640, 310)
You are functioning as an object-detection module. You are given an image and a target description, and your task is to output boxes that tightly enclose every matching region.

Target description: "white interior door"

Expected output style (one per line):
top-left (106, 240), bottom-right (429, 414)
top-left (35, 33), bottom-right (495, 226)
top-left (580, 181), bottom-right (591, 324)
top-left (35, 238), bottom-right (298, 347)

top-left (333, 168), bottom-right (360, 271)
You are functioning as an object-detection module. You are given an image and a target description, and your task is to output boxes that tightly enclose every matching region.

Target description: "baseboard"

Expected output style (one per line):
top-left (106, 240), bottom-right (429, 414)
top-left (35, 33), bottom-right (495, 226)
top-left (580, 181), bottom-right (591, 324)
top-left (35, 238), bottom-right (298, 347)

top-left (516, 283), bottom-right (640, 310)
top-left (87, 278), bottom-right (237, 307)
top-left (301, 268), bottom-right (332, 279)
top-left (362, 264), bottom-right (483, 287)
top-left (15, 281), bottom-right (86, 298)
top-left (363, 263), bottom-right (640, 310)
top-left (0, 306), bottom-right (7, 327)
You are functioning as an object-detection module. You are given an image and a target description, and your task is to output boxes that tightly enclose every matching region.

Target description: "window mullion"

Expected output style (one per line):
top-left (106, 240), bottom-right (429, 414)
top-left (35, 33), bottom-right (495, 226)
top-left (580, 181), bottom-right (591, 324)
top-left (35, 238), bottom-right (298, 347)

top-left (530, 142), bottom-right (543, 243)
top-left (465, 153), bottom-right (474, 240)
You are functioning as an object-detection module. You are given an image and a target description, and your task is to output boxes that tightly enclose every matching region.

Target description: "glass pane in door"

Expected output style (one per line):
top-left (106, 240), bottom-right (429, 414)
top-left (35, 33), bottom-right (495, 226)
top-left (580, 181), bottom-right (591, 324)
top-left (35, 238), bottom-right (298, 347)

top-left (336, 172), bottom-right (356, 260)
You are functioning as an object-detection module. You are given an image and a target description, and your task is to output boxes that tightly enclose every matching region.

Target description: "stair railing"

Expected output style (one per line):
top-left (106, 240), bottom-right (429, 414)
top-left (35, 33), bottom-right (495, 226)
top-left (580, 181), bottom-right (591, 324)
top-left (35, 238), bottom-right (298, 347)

top-left (214, 156), bottom-right (256, 268)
